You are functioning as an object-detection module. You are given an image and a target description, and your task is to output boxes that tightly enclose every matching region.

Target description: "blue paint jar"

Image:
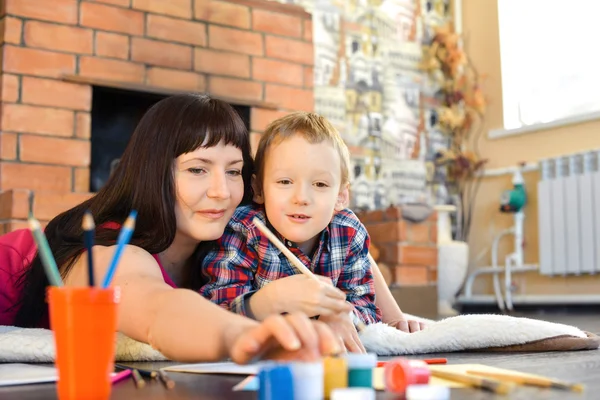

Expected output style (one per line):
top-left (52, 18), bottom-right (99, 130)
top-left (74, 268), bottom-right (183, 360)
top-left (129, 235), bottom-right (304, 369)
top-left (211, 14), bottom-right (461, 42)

top-left (258, 363), bottom-right (294, 400)
top-left (344, 353), bottom-right (377, 388)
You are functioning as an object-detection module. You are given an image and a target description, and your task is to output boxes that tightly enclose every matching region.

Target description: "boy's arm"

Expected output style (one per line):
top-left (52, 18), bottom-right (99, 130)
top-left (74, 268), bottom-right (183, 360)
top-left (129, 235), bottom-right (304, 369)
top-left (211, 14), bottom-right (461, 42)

top-left (337, 225), bottom-right (382, 325)
top-left (199, 223), bottom-right (259, 317)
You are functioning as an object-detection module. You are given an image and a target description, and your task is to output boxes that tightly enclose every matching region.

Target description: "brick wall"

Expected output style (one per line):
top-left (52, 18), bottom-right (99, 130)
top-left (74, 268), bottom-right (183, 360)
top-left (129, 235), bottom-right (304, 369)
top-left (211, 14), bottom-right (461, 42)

top-left (0, 0), bottom-right (313, 229)
top-left (357, 206), bottom-right (438, 286)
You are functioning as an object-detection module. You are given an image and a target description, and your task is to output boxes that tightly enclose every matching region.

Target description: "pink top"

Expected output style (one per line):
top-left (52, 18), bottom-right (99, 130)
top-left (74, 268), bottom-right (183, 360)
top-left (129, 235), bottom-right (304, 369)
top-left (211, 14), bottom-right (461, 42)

top-left (0, 229), bottom-right (176, 328)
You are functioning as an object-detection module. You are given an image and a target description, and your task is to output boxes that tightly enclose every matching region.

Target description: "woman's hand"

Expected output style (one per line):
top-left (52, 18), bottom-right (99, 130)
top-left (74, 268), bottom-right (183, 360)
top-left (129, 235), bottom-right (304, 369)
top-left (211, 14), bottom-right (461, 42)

top-left (227, 312), bottom-right (342, 364)
top-left (388, 318), bottom-right (426, 333)
top-left (262, 275), bottom-right (351, 318)
top-left (318, 312), bottom-right (366, 354)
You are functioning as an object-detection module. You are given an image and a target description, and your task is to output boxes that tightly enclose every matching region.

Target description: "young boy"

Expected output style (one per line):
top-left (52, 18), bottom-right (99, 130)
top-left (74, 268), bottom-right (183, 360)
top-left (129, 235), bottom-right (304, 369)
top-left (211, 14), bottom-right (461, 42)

top-left (200, 112), bottom-right (382, 332)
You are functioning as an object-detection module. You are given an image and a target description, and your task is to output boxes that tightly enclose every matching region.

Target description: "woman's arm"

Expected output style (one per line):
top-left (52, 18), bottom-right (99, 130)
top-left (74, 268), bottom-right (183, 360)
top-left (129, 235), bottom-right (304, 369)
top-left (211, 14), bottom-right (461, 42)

top-left (66, 245), bottom-right (339, 362)
top-left (370, 253), bottom-right (425, 332)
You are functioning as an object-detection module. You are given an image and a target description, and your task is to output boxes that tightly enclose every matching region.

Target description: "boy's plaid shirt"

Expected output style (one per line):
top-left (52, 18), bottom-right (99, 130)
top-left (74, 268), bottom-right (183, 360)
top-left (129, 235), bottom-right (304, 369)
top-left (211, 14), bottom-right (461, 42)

top-left (200, 204), bottom-right (382, 324)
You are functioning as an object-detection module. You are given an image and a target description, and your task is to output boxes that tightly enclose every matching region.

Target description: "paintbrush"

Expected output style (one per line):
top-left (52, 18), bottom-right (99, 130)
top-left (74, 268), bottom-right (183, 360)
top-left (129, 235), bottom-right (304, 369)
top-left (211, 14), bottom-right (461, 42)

top-left (252, 217), bottom-right (366, 332)
top-left (82, 210), bottom-right (96, 287)
top-left (28, 217), bottom-right (63, 287)
top-left (430, 369), bottom-right (514, 394)
top-left (101, 210), bottom-right (137, 288)
top-left (466, 370), bottom-right (585, 392)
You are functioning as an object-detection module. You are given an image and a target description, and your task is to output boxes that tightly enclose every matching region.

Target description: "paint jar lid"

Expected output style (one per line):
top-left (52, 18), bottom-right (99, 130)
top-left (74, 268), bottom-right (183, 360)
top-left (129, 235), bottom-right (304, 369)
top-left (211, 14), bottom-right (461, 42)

top-left (384, 358), bottom-right (431, 393)
top-left (330, 388), bottom-right (376, 400)
top-left (344, 352), bottom-right (378, 369)
top-left (406, 384), bottom-right (450, 400)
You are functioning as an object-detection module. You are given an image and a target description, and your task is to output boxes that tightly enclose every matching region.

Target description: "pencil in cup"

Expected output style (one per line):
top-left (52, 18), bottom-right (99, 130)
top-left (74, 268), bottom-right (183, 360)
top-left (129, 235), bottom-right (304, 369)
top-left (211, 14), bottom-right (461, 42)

top-left (252, 217), bottom-right (366, 332)
top-left (83, 210), bottom-right (96, 287)
top-left (101, 210), bottom-right (138, 288)
top-left (430, 369), bottom-right (514, 394)
top-left (28, 217), bottom-right (63, 287)
top-left (466, 370), bottom-right (585, 392)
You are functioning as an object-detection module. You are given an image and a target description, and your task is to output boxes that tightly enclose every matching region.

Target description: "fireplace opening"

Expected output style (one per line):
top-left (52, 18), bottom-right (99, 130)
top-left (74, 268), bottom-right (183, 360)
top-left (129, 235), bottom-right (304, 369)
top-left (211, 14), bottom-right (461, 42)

top-left (90, 86), bottom-right (251, 192)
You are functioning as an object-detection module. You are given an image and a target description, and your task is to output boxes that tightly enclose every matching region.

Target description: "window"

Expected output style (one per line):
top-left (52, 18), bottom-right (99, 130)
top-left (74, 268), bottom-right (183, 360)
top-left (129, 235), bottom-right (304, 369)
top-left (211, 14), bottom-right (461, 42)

top-left (497, 0), bottom-right (600, 130)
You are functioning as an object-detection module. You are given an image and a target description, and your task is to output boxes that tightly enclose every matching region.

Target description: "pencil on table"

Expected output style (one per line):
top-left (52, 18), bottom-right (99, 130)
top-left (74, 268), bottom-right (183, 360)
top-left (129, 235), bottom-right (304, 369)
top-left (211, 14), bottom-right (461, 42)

top-left (131, 369), bottom-right (146, 389)
top-left (115, 363), bottom-right (157, 379)
top-left (101, 210), bottom-right (138, 288)
top-left (28, 217), bottom-right (63, 287)
top-left (430, 369), bottom-right (514, 394)
top-left (252, 217), bottom-right (366, 332)
top-left (158, 370), bottom-right (176, 389)
top-left (82, 210), bottom-right (96, 287)
top-left (466, 370), bottom-right (585, 392)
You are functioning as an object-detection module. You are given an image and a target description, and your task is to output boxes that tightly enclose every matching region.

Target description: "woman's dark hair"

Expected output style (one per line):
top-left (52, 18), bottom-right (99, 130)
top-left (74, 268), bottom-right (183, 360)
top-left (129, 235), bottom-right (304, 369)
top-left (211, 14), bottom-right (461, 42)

top-left (13, 93), bottom-right (254, 327)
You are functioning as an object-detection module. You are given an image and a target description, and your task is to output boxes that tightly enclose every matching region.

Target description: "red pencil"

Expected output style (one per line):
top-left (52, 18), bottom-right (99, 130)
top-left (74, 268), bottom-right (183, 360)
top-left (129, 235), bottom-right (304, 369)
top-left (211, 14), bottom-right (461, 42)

top-left (377, 358), bottom-right (447, 368)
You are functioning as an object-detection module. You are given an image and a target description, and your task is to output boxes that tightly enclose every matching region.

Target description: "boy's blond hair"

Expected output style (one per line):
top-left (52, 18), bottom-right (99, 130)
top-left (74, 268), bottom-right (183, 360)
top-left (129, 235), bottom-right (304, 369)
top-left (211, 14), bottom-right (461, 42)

top-left (254, 112), bottom-right (351, 192)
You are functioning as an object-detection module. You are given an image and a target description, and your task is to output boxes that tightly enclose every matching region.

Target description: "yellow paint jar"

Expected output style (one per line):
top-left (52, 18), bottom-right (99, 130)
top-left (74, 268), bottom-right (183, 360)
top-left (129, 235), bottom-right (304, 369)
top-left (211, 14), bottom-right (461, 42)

top-left (323, 356), bottom-right (348, 399)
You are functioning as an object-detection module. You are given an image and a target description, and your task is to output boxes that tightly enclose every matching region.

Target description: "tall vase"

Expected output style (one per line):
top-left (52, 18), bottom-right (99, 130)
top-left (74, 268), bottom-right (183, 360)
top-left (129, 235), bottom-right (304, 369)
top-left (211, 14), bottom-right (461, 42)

top-left (435, 205), bottom-right (469, 316)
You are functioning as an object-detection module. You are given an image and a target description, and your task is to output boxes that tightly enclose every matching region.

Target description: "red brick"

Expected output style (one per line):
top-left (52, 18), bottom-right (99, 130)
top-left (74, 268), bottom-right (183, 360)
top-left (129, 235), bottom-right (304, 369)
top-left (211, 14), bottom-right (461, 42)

top-left (131, 38), bottom-right (192, 70)
top-left (428, 267), bottom-right (438, 283)
top-left (73, 167), bottom-right (90, 192)
top-left (24, 21), bottom-right (93, 54)
top-left (252, 58), bottom-right (303, 86)
top-left (252, 9), bottom-right (302, 38)
top-left (79, 56), bottom-right (145, 83)
top-left (1, 104), bottom-right (74, 137)
top-left (6, 0), bottom-right (78, 25)
top-left (365, 220), bottom-right (402, 244)
top-left (146, 67), bottom-right (206, 91)
top-left (430, 223), bottom-right (438, 243)
top-left (132, 0), bottom-right (191, 19)
top-left (193, 48), bottom-right (250, 78)
top-left (1, 220), bottom-right (32, 233)
top-left (95, 31), bottom-right (129, 59)
top-left (384, 205), bottom-right (402, 220)
top-left (209, 77), bottom-right (262, 102)
top-left (147, 14), bottom-right (206, 46)
top-left (0, 189), bottom-right (30, 219)
top-left (250, 132), bottom-right (261, 157)
top-left (0, 17), bottom-right (23, 44)
top-left (304, 66), bottom-right (313, 88)
top-left (33, 191), bottom-right (93, 220)
top-left (356, 209), bottom-right (385, 224)
top-left (0, 162), bottom-right (72, 191)
top-left (265, 84), bottom-right (313, 112)
top-left (303, 19), bottom-right (312, 42)
top-left (0, 132), bottom-right (17, 160)
top-left (21, 77), bottom-right (91, 111)
top-left (194, 0), bottom-right (250, 29)
top-left (20, 135), bottom-right (90, 167)
top-left (3, 45), bottom-right (75, 78)
top-left (250, 108), bottom-right (288, 132)
top-left (398, 245), bottom-right (438, 266)
top-left (265, 35), bottom-right (313, 65)
top-left (80, 2), bottom-right (144, 35)
top-left (405, 221), bottom-right (431, 243)
top-left (208, 25), bottom-right (263, 56)
top-left (75, 112), bottom-right (91, 139)
top-left (1, 74), bottom-right (20, 102)
top-left (394, 265), bottom-right (429, 285)
top-left (91, 0), bottom-right (130, 6)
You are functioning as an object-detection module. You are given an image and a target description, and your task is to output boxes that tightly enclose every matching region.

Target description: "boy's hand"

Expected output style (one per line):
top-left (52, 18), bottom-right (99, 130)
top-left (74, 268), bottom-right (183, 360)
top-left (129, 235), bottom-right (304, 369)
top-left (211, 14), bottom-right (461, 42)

top-left (228, 312), bottom-right (341, 364)
top-left (318, 312), bottom-right (366, 354)
top-left (267, 274), bottom-right (351, 317)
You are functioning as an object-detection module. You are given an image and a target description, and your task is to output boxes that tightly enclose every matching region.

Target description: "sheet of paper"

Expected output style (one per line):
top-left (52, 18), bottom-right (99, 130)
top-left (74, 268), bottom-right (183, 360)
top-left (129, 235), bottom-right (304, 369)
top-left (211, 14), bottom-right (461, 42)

top-left (162, 361), bottom-right (262, 375)
top-left (0, 363), bottom-right (57, 387)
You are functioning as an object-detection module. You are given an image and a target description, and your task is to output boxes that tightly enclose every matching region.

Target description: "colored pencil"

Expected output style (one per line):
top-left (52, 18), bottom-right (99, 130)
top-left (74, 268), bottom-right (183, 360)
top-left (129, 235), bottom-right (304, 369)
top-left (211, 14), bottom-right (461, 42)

top-left (111, 369), bottom-right (132, 384)
top-left (430, 369), bottom-right (514, 394)
top-left (131, 369), bottom-right (145, 389)
top-left (466, 370), bottom-right (585, 392)
top-left (101, 210), bottom-right (138, 288)
top-left (82, 210), bottom-right (95, 287)
top-left (252, 217), bottom-right (366, 332)
top-left (28, 217), bottom-right (63, 287)
top-left (115, 363), bottom-right (157, 379)
top-left (158, 370), bottom-right (175, 389)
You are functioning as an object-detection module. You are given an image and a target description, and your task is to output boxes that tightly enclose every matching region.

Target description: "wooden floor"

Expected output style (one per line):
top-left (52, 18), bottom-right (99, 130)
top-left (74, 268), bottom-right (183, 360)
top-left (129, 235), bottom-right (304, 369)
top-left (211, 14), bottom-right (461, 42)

top-left (377, 312), bottom-right (600, 400)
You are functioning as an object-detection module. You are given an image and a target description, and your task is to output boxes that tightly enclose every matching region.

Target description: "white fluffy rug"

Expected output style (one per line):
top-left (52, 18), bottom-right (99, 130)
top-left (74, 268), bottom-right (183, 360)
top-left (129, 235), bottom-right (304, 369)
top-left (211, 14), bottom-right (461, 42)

top-left (0, 314), bottom-right (596, 362)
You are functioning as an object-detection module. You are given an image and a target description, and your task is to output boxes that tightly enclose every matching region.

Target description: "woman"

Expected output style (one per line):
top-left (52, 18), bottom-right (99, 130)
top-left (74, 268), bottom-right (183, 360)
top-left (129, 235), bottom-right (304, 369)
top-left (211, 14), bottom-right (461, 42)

top-left (0, 94), bottom-right (340, 363)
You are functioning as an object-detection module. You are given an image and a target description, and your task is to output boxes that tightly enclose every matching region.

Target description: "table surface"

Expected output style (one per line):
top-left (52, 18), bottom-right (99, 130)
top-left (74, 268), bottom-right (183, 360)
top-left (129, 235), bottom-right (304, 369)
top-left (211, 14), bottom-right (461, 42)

top-left (1, 313), bottom-right (598, 399)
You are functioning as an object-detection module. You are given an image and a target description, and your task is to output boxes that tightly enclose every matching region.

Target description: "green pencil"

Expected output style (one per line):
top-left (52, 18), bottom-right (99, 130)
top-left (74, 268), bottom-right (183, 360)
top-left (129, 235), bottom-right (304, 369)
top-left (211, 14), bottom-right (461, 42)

top-left (28, 217), bottom-right (63, 287)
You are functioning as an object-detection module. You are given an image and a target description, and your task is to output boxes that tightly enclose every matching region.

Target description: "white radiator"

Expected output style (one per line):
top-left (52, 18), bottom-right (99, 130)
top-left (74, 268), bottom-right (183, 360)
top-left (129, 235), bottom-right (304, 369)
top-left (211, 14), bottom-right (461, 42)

top-left (538, 150), bottom-right (600, 276)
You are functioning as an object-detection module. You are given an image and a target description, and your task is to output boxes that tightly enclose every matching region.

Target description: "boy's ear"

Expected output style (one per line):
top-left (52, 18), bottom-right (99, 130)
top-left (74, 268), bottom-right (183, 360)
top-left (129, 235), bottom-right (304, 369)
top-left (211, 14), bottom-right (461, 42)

top-left (334, 184), bottom-right (350, 212)
top-left (251, 174), bottom-right (265, 204)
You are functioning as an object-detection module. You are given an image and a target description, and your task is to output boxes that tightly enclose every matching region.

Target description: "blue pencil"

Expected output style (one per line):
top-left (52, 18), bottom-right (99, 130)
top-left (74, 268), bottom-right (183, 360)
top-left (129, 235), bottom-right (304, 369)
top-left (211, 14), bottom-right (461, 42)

top-left (82, 210), bottom-right (96, 287)
top-left (101, 210), bottom-right (138, 288)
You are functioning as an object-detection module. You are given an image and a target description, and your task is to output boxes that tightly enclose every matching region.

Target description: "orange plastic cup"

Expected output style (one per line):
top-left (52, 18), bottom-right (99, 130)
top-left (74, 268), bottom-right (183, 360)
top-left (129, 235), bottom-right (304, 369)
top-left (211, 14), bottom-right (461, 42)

top-left (48, 286), bottom-right (120, 400)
